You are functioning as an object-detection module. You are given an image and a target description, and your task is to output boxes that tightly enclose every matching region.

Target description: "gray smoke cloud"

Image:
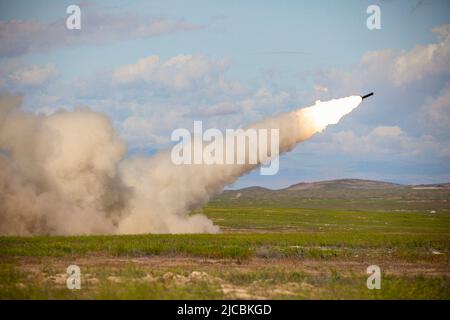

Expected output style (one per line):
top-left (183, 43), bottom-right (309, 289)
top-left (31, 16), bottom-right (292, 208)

top-left (0, 93), bottom-right (361, 235)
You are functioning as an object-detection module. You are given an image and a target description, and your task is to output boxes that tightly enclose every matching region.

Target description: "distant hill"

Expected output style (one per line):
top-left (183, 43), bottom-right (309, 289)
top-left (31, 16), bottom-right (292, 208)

top-left (210, 179), bottom-right (450, 211)
top-left (234, 186), bottom-right (271, 192)
top-left (287, 179), bottom-right (402, 191)
top-left (411, 183), bottom-right (450, 190)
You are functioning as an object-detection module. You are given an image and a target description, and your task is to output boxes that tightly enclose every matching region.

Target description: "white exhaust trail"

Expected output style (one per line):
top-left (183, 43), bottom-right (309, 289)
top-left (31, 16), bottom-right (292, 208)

top-left (0, 94), bottom-right (362, 235)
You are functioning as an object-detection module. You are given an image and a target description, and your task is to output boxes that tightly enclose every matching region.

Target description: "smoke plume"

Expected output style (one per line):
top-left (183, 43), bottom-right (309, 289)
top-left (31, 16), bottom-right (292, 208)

top-left (0, 93), bottom-right (361, 235)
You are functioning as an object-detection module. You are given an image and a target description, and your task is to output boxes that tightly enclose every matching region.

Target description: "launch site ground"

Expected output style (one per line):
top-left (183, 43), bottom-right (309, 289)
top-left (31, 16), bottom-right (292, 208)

top-left (0, 179), bottom-right (449, 299)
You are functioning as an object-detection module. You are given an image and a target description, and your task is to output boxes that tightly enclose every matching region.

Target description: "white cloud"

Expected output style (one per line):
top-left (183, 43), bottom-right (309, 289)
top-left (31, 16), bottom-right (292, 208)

top-left (420, 83), bottom-right (450, 128)
top-left (9, 64), bottom-right (59, 87)
top-left (357, 24), bottom-right (450, 87)
top-left (199, 101), bottom-right (241, 117)
top-left (121, 116), bottom-right (170, 147)
top-left (0, 61), bottom-right (59, 90)
top-left (113, 54), bottom-right (230, 89)
top-left (113, 56), bottom-right (160, 84)
top-left (0, 13), bottom-right (202, 57)
top-left (309, 126), bottom-right (446, 158)
top-left (391, 25), bottom-right (450, 86)
top-left (315, 24), bottom-right (450, 98)
top-left (196, 88), bottom-right (290, 119)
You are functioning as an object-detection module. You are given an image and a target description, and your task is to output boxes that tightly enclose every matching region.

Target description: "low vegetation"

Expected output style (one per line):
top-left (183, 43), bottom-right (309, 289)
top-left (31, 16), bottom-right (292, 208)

top-left (1, 180), bottom-right (449, 299)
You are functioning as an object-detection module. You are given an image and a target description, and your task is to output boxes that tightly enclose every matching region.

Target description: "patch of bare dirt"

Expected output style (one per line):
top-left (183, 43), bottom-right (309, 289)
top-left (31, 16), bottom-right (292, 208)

top-left (5, 255), bottom-right (450, 280)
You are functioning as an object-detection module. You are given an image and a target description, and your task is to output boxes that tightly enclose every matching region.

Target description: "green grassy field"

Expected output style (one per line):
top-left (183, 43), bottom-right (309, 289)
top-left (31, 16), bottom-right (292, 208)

top-left (1, 196), bottom-right (449, 299)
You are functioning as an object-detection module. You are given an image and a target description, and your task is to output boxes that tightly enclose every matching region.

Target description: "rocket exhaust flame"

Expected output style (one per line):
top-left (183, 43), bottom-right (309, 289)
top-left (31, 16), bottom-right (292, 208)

top-left (300, 96), bottom-right (362, 132)
top-left (0, 93), bottom-right (363, 235)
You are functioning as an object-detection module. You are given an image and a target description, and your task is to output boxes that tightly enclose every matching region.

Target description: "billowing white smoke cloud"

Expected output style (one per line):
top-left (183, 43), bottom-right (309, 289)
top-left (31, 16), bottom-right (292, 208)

top-left (0, 93), bottom-right (361, 235)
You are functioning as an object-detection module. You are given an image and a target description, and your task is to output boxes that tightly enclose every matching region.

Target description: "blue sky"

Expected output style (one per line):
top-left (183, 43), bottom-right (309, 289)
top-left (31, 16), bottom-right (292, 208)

top-left (1, 0), bottom-right (449, 188)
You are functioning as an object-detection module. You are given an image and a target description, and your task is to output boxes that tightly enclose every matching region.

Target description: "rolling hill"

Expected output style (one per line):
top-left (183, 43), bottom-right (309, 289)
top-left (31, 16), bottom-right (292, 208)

top-left (287, 179), bottom-right (402, 190)
top-left (209, 179), bottom-right (450, 211)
